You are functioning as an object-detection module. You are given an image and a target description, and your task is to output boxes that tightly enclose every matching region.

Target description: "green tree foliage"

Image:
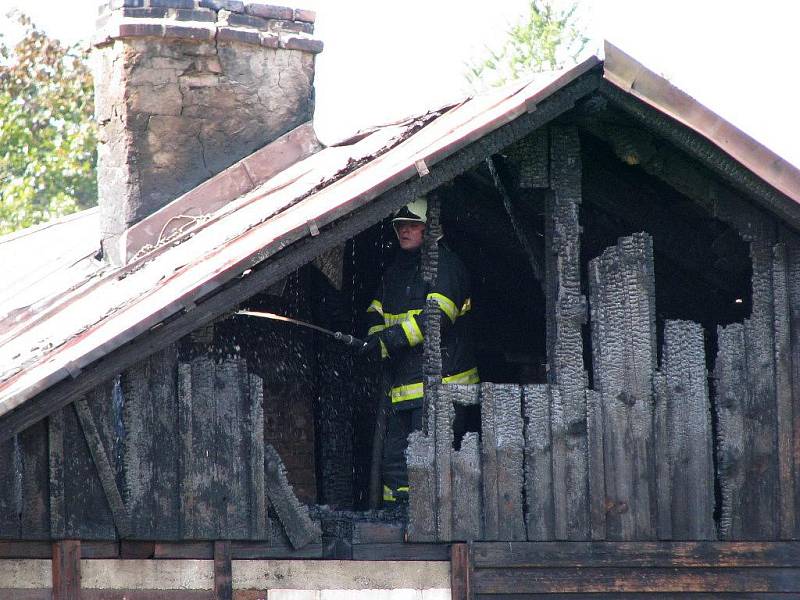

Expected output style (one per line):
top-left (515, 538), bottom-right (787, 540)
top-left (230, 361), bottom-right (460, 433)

top-left (467, 0), bottom-right (590, 89)
top-left (0, 12), bottom-right (96, 235)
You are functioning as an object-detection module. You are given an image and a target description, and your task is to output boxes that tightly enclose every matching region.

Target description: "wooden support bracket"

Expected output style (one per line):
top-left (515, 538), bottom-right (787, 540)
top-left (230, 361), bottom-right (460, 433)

top-left (74, 398), bottom-right (132, 538)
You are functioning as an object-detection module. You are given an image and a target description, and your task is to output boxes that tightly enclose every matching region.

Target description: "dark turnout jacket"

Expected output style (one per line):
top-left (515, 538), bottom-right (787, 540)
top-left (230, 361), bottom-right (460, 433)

top-left (365, 241), bottom-right (479, 410)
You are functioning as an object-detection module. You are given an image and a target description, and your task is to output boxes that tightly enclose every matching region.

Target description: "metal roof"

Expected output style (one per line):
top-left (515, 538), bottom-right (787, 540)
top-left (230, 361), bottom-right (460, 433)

top-left (1, 43), bottom-right (799, 428)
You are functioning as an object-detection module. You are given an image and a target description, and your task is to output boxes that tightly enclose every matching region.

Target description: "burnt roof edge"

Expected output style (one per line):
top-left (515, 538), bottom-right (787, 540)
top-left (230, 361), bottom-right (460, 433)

top-left (602, 40), bottom-right (800, 230)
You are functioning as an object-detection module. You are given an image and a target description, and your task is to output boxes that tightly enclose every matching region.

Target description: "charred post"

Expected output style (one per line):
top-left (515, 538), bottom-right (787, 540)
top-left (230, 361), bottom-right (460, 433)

top-left (545, 125), bottom-right (589, 539)
top-left (588, 232), bottom-right (657, 540)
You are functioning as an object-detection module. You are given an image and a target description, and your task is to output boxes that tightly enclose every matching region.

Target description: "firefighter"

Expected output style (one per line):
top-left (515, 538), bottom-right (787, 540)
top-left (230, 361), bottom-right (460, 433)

top-left (361, 196), bottom-right (479, 503)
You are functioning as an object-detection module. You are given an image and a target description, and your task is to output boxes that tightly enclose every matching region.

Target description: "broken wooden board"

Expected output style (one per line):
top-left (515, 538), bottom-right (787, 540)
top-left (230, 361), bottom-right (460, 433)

top-left (588, 231), bottom-right (657, 540)
top-left (523, 384), bottom-right (554, 540)
top-left (655, 320), bottom-right (715, 540)
top-left (452, 432), bottom-right (482, 541)
top-left (545, 125), bottom-right (589, 540)
top-left (406, 431), bottom-right (436, 542)
top-left (263, 444), bottom-right (321, 550)
top-left (716, 239), bottom-right (779, 539)
top-left (481, 383), bottom-right (525, 541)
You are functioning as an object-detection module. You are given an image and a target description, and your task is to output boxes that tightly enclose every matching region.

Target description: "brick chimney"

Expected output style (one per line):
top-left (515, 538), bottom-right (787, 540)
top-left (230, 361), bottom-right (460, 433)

top-left (92, 0), bottom-right (322, 263)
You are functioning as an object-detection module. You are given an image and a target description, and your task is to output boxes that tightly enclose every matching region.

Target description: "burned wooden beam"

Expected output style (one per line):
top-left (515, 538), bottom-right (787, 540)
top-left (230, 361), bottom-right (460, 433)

top-left (588, 232), bottom-right (657, 540)
top-left (486, 155), bottom-right (544, 283)
top-left (656, 320), bottom-right (715, 540)
top-left (263, 444), bottom-right (321, 550)
top-left (523, 384), bottom-right (554, 540)
top-left (74, 397), bottom-right (132, 538)
top-left (545, 125), bottom-right (589, 539)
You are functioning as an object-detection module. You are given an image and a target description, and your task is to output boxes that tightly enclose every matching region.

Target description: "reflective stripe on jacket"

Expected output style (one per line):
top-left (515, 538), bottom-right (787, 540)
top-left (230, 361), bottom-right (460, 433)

top-left (365, 241), bottom-right (479, 410)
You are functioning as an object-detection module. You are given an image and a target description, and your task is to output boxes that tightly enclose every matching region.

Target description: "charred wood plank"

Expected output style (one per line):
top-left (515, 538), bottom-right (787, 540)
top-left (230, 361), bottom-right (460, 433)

top-left (785, 233), bottom-right (800, 539)
top-left (52, 539), bottom-right (80, 600)
top-left (247, 375), bottom-right (267, 540)
top-left (262, 444), bottom-right (320, 550)
top-left (214, 358), bottom-right (250, 538)
top-left (481, 383), bottom-right (525, 541)
top-left (522, 385), bottom-right (553, 541)
top-left (773, 240), bottom-right (796, 539)
top-left (406, 430), bottom-right (436, 542)
top-left (435, 377), bottom-right (454, 541)
top-left (588, 232), bottom-right (657, 540)
top-left (452, 432), bottom-right (482, 542)
top-left (545, 125), bottom-right (589, 540)
top-left (48, 409), bottom-right (65, 539)
top-left (717, 240), bottom-right (779, 539)
top-left (471, 540), bottom-right (800, 567)
top-left (656, 320), bottom-right (715, 540)
top-left (350, 542), bottom-right (450, 561)
top-left (121, 345), bottom-right (179, 540)
top-left (652, 371), bottom-right (671, 540)
top-left (479, 384), bottom-right (499, 541)
top-left (74, 397), bottom-right (132, 538)
top-left (472, 566), bottom-right (800, 594)
top-left (0, 434), bottom-right (21, 537)
top-left (585, 389), bottom-right (605, 541)
top-left (715, 323), bottom-right (748, 539)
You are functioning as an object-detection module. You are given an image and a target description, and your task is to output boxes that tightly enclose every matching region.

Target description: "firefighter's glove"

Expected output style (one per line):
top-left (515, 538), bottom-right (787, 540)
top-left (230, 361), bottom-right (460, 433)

top-left (359, 325), bottom-right (406, 356)
top-left (359, 334), bottom-right (381, 356)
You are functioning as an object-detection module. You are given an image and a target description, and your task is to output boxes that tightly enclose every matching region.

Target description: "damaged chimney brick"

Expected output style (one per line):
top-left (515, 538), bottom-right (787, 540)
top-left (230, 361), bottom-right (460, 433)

top-left (92, 2), bottom-right (322, 264)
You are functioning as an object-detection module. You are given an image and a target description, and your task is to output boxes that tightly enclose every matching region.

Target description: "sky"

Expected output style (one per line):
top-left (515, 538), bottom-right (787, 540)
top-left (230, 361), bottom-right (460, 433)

top-left (0, 0), bottom-right (798, 167)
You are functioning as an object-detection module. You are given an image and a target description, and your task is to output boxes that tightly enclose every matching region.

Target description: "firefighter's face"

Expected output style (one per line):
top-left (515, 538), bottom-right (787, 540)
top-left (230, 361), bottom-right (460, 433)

top-left (394, 221), bottom-right (425, 251)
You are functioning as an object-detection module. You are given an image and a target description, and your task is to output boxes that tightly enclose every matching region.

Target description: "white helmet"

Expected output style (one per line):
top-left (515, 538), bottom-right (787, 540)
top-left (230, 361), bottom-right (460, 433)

top-left (391, 197), bottom-right (427, 224)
